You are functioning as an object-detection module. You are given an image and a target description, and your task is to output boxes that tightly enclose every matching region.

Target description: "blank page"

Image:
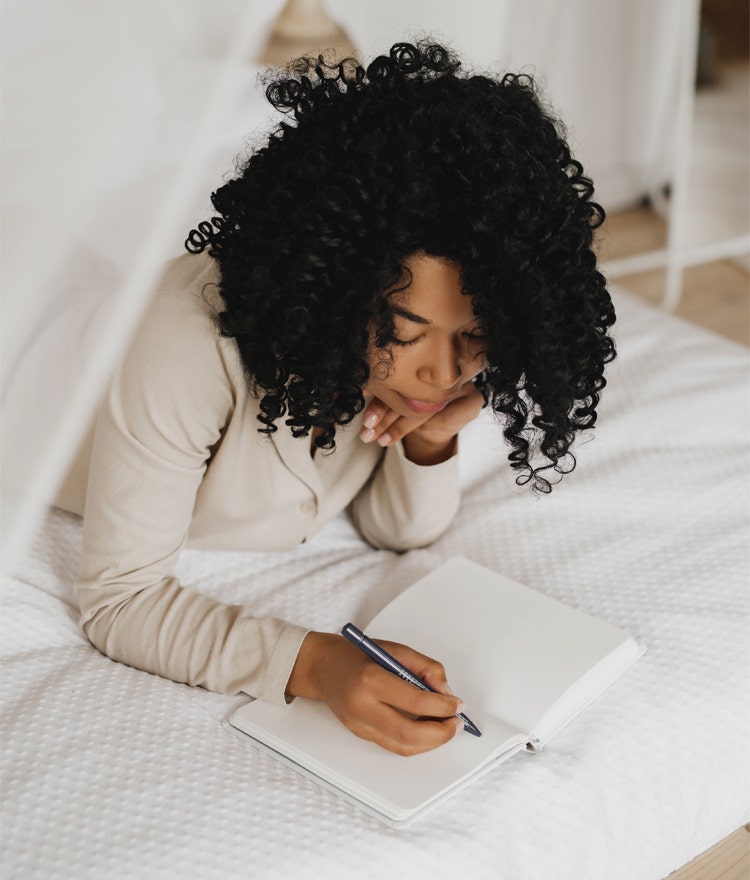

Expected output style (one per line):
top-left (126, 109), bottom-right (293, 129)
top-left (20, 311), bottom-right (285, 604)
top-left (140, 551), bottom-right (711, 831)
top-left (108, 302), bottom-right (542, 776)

top-left (368, 557), bottom-right (638, 736)
top-left (230, 699), bottom-right (525, 819)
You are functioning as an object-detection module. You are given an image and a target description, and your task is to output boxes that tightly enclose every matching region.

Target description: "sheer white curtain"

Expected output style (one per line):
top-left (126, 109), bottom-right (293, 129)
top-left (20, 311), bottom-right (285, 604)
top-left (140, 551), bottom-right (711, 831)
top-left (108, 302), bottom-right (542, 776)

top-left (1, 0), bottom-right (285, 568)
top-left (0, 0), bottom-right (692, 569)
top-left (330, 0), bottom-right (688, 208)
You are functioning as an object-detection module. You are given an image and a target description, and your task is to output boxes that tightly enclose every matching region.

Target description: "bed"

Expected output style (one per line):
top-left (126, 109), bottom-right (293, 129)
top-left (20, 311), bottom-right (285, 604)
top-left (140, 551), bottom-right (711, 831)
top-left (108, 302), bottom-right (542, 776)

top-left (3, 2), bottom-right (749, 876)
top-left (2, 285), bottom-right (748, 879)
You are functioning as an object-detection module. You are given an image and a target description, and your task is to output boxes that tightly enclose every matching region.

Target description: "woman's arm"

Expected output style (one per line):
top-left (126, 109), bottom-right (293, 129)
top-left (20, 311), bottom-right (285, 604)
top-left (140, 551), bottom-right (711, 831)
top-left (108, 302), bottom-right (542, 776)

top-left (76, 267), bottom-right (474, 752)
top-left (75, 284), bottom-right (307, 704)
top-left (349, 382), bottom-right (483, 550)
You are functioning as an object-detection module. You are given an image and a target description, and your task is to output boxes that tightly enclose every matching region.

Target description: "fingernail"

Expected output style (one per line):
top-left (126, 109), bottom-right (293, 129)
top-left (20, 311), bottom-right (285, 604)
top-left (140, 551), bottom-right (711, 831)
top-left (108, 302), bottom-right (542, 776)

top-left (456, 701), bottom-right (466, 715)
top-left (454, 717), bottom-right (464, 736)
top-left (377, 432), bottom-right (392, 447)
top-left (363, 412), bottom-right (378, 429)
top-left (443, 683), bottom-right (455, 696)
top-left (360, 428), bottom-right (375, 443)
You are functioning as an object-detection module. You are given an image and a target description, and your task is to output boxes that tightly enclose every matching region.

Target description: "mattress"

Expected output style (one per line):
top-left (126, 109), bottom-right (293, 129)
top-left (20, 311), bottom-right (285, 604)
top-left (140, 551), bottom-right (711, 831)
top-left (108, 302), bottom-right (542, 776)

top-left (2, 288), bottom-right (749, 880)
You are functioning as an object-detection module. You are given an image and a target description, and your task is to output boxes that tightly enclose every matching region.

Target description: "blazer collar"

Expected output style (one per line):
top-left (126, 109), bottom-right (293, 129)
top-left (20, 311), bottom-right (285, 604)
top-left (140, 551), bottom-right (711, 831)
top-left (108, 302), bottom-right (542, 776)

top-left (268, 401), bottom-right (371, 499)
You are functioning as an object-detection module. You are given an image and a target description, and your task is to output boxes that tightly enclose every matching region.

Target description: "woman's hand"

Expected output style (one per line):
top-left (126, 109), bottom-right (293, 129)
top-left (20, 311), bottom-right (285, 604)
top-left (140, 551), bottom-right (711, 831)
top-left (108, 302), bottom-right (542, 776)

top-left (360, 380), bottom-right (484, 466)
top-left (286, 631), bottom-right (464, 756)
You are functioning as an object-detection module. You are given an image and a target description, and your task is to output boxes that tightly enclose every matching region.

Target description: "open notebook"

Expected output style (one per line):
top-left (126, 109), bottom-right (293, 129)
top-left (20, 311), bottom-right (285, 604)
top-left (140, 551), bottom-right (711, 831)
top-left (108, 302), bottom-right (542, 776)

top-left (227, 557), bottom-right (644, 826)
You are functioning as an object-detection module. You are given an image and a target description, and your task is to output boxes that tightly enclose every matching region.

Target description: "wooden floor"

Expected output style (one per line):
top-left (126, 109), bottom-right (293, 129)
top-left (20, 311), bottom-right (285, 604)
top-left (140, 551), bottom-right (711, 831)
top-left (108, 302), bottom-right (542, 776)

top-left (666, 825), bottom-right (750, 880)
top-left (596, 56), bottom-right (748, 349)
top-left (597, 207), bottom-right (749, 348)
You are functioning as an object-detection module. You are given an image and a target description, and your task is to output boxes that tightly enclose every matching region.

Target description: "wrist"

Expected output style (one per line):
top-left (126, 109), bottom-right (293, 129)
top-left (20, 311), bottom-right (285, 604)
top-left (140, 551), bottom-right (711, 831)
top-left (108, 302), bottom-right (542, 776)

top-left (402, 433), bottom-right (457, 466)
top-left (285, 631), bottom-right (334, 700)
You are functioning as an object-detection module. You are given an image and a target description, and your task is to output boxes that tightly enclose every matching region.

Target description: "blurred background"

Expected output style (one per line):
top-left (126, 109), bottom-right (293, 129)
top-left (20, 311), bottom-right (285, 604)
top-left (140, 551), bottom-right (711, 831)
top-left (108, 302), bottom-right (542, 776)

top-left (2, 0), bottom-right (748, 571)
top-left (598, 0), bottom-right (749, 344)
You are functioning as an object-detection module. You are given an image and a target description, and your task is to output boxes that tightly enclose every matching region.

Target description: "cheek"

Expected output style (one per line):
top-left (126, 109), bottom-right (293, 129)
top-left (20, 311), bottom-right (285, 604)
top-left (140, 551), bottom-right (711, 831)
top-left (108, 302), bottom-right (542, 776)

top-left (472, 353), bottom-right (489, 376)
top-left (468, 342), bottom-right (490, 373)
top-left (367, 346), bottom-right (415, 386)
top-left (460, 348), bottom-right (486, 381)
top-left (366, 346), bottom-right (396, 384)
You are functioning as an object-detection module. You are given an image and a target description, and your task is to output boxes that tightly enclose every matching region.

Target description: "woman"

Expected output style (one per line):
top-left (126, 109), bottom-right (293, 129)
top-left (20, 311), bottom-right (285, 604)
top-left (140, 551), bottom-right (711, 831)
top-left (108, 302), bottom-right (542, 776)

top-left (61, 41), bottom-right (615, 756)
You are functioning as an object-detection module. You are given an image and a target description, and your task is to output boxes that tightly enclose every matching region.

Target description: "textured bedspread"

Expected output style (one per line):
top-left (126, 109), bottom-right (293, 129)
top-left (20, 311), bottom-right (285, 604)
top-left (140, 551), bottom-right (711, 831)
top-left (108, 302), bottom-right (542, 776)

top-left (2, 290), bottom-right (749, 880)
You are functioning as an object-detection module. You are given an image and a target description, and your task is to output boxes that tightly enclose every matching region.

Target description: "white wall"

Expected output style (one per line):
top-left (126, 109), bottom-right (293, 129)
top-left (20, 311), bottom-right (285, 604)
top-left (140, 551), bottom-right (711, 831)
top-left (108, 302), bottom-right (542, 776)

top-left (325, 0), bottom-right (686, 210)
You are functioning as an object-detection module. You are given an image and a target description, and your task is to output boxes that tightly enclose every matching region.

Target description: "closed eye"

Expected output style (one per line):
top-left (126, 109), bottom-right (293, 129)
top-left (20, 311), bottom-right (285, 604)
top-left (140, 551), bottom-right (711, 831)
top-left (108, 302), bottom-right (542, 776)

top-left (392, 330), bottom-right (484, 347)
top-left (463, 330), bottom-right (487, 344)
top-left (391, 334), bottom-right (424, 347)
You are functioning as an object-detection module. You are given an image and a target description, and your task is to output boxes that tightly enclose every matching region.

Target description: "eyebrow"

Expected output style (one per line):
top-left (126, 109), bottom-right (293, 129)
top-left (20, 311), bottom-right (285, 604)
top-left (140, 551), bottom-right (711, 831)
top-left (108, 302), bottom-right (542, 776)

top-left (392, 305), bottom-right (431, 325)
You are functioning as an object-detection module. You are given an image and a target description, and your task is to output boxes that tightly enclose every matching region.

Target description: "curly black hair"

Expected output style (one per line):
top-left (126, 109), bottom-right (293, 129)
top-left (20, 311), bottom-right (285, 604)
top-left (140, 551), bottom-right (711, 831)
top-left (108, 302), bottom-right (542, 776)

top-left (186, 40), bottom-right (616, 493)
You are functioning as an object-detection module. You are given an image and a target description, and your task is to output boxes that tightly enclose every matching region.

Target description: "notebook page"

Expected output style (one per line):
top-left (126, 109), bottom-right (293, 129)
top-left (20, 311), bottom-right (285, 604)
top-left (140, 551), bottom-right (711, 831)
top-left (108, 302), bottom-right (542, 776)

top-left (368, 557), bottom-right (637, 736)
top-left (229, 698), bottom-right (526, 817)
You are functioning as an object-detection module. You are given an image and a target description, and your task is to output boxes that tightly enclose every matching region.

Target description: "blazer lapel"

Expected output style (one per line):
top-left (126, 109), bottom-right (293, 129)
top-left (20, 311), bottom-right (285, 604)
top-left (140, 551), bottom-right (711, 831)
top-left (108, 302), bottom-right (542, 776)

top-left (268, 397), bottom-right (373, 500)
top-left (268, 423), bottom-right (323, 499)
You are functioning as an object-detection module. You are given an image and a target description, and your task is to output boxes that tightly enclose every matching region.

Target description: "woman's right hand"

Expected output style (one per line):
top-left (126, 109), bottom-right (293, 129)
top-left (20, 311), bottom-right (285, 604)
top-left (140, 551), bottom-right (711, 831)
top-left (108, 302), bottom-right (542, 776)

top-left (285, 631), bottom-right (465, 756)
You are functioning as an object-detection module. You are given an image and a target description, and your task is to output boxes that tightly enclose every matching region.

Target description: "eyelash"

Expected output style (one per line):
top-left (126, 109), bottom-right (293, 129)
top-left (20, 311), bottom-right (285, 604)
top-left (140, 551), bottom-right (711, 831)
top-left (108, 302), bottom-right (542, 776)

top-left (391, 335), bottom-right (422, 347)
top-left (390, 331), bottom-right (486, 348)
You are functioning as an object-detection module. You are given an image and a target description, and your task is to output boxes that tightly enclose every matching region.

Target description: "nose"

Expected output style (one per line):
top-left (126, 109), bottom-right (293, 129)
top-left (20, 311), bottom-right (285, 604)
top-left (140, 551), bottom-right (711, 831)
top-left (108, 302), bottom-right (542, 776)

top-left (416, 337), bottom-right (462, 390)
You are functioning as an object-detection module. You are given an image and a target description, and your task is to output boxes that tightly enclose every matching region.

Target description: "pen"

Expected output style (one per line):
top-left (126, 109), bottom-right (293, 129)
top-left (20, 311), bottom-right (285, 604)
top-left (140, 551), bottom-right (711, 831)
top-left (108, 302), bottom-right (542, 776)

top-left (341, 623), bottom-right (482, 737)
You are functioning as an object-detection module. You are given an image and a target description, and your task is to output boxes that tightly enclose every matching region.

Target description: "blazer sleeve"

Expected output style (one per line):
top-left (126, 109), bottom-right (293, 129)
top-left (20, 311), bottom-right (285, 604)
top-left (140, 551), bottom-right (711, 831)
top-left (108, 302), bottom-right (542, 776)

top-left (74, 289), bottom-right (308, 704)
top-left (349, 440), bottom-right (461, 551)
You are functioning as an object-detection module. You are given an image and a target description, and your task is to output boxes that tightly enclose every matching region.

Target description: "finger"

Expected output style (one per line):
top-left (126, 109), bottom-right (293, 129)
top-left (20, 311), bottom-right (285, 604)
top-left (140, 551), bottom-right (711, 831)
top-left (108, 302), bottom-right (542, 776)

top-left (380, 674), bottom-right (465, 721)
top-left (351, 642), bottom-right (463, 718)
top-left (361, 398), bottom-right (388, 431)
top-left (326, 661), bottom-right (462, 751)
top-left (352, 656), bottom-right (462, 719)
top-left (410, 385), bottom-right (484, 442)
top-left (371, 415), bottom-right (402, 446)
top-left (378, 713), bottom-right (464, 757)
top-left (350, 705), bottom-right (463, 757)
top-left (432, 384), bottom-right (484, 424)
top-left (377, 641), bottom-right (457, 698)
top-left (373, 411), bottom-right (439, 447)
top-left (378, 383), bottom-right (484, 447)
top-left (360, 409), bottom-right (403, 443)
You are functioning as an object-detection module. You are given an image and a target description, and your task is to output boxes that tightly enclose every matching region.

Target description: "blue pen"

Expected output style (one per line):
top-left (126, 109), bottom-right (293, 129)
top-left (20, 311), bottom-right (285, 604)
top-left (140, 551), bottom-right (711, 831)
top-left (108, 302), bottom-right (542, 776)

top-left (341, 623), bottom-right (482, 737)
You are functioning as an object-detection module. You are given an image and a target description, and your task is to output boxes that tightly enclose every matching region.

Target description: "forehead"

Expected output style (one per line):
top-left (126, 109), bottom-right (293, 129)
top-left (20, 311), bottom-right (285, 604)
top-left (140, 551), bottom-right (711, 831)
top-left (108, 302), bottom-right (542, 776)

top-left (392, 253), bottom-right (474, 323)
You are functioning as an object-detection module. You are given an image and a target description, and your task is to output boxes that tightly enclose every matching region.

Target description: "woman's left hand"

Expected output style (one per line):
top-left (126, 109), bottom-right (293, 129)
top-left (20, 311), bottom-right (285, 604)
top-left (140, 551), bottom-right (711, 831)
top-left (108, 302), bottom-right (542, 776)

top-left (360, 381), bottom-right (484, 466)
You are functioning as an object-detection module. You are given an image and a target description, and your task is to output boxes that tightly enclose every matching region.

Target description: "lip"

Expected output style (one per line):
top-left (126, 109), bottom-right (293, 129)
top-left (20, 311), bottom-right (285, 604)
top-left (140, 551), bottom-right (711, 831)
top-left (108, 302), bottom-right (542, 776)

top-left (397, 393), bottom-right (453, 415)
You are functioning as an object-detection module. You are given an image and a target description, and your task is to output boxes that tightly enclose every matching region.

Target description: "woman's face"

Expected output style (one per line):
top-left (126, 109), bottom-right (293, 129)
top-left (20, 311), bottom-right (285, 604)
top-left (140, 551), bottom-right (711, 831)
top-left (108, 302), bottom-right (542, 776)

top-left (365, 253), bottom-right (487, 417)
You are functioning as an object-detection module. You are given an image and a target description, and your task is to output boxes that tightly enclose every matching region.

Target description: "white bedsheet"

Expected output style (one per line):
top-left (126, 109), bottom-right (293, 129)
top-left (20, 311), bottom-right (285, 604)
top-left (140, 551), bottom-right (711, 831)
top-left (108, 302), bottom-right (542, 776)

top-left (2, 289), bottom-right (749, 880)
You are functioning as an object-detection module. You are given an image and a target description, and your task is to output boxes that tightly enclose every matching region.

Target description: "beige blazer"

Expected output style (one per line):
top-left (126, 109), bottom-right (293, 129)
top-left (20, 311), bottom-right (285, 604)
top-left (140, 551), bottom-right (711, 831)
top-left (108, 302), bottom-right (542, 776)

top-left (58, 254), bottom-right (461, 704)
